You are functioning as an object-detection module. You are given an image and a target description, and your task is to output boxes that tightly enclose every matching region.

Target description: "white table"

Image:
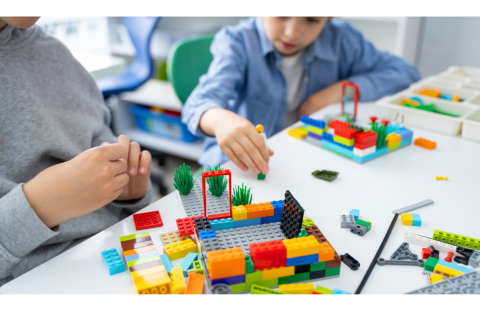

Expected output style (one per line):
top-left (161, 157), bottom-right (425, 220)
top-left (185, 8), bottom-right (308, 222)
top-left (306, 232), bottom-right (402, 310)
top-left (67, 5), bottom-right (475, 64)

top-left (2, 103), bottom-right (480, 294)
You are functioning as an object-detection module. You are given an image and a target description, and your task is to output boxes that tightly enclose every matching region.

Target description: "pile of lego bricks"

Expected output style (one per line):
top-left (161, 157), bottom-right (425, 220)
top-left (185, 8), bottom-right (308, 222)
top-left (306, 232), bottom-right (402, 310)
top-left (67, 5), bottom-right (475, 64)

top-left (300, 115), bottom-right (414, 163)
top-left (424, 256), bottom-right (473, 278)
top-left (251, 283), bottom-right (351, 294)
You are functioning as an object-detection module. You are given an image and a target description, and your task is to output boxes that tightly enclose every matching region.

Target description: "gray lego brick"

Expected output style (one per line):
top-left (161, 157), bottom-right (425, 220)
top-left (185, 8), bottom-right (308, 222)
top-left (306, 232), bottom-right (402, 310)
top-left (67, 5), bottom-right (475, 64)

top-left (341, 215), bottom-right (355, 229)
top-left (407, 271), bottom-right (480, 294)
top-left (469, 251), bottom-right (480, 268)
top-left (202, 238), bottom-right (222, 253)
top-left (205, 185), bottom-right (230, 215)
top-left (390, 242), bottom-right (418, 261)
top-left (179, 178), bottom-right (230, 217)
top-left (350, 224), bottom-right (367, 236)
top-left (392, 199), bottom-right (434, 214)
top-left (305, 135), bottom-right (323, 148)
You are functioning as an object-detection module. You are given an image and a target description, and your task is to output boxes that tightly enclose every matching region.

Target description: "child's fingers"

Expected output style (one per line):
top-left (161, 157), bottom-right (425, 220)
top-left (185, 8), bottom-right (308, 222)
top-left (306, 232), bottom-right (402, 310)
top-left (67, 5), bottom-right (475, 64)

top-left (238, 136), bottom-right (268, 174)
top-left (100, 142), bottom-right (110, 146)
top-left (223, 147), bottom-right (248, 172)
top-left (268, 148), bottom-right (275, 156)
top-left (230, 141), bottom-right (260, 174)
top-left (116, 135), bottom-right (131, 160)
top-left (138, 150), bottom-right (151, 175)
top-left (247, 131), bottom-right (270, 163)
top-left (112, 172), bottom-right (130, 191)
top-left (101, 143), bottom-right (129, 161)
top-left (109, 158), bottom-right (128, 176)
top-left (127, 142), bottom-right (140, 176)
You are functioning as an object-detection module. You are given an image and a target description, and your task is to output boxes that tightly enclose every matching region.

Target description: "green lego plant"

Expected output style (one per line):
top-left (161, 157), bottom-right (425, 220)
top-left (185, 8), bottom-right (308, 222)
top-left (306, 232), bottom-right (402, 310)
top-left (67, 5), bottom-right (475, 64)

top-left (370, 123), bottom-right (387, 149)
top-left (173, 163), bottom-right (194, 195)
top-left (232, 183), bottom-right (253, 206)
top-left (206, 164), bottom-right (228, 197)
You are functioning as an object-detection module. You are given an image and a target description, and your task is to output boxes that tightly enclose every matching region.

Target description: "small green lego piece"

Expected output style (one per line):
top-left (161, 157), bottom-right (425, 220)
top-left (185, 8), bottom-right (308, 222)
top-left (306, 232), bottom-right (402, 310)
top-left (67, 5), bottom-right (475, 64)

top-left (245, 255), bottom-right (254, 274)
top-left (387, 143), bottom-right (400, 152)
top-left (298, 228), bottom-right (308, 238)
top-left (119, 231), bottom-right (150, 242)
top-left (370, 123), bottom-right (387, 149)
top-left (173, 163), bottom-right (195, 195)
top-left (232, 183), bottom-right (253, 206)
top-left (433, 230), bottom-right (480, 250)
top-left (310, 262), bottom-right (326, 272)
top-left (193, 260), bottom-right (203, 274)
top-left (424, 257), bottom-right (439, 272)
top-left (205, 164), bottom-right (228, 197)
top-left (312, 170), bottom-right (339, 181)
top-left (230, 283), bottom-right (246, 293)
top-left (325, 267), bottom-right (340, 277)
top-left (278, 272), bottom-right (309, 285)
top-left (245, 271), bottom-right (262, 291)
top-left (356, 219), bottom-right (372, 232)
top-left (257, 173), bottom-right (266, 180)
top-left (251, 284), bottom-right (288, 294)
top-left (315, 285), bottom-right (333, 294)
top-left (302, 217), bottom-right (316, 228)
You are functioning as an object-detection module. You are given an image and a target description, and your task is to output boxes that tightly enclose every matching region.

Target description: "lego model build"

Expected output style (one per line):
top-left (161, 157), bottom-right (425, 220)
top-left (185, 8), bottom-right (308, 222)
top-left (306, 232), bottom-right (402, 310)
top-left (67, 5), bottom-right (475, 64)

top-left (298, 114), bottom-right (413, 163)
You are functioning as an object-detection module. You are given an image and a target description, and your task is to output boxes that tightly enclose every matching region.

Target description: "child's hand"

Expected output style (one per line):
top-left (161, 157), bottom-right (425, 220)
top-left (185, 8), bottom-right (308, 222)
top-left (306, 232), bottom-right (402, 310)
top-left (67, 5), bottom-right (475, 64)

top-left (200, 108), bottom-right (273, 174)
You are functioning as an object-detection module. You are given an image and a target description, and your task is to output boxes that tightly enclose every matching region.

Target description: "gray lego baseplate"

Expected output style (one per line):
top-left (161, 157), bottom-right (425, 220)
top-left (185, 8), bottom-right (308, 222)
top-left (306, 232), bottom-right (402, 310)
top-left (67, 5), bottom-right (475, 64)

top-left (202, 222), bottom-right (286, 255)
top-left (407, 271), bottom-right (480, 294)
top-left (179, 178), bottom-right (230, 217)
top-left (341, 215), bottom-right (355, 228)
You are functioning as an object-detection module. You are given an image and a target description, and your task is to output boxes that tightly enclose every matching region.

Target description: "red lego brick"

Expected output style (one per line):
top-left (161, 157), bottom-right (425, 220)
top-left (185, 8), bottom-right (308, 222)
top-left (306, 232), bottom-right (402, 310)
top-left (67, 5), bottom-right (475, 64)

top-left (328, 120), bottom-right (350, 130)
top-left (354, 140), bottom-right (376, 150)
top-left (312, 291), bottom-right (322, 294)
top-left (176, 216), bottom-right (203, 236)
top-left (444, 251), bottom-right (453, 262)
top-left (421, 248), bottom-right (431, 260)
top-left (355, 131), bottom-right (377, 144)
top-left (250, 240), bottom-right (287, 270)
top-left (133, 211), bottom-right (163, 230)
top-left (335, 126), bottom-right (357, 139)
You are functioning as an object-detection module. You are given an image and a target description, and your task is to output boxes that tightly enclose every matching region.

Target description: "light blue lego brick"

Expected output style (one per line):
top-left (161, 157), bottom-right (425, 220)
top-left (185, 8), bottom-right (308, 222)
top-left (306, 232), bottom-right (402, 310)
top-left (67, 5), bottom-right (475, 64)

top-left (331, 288), bottom-right (352, 294)
top-left (400, 138), bottom-right (412, 147)
top-left (394, 128), bottom-right (414, 140)
top-left (436, 259), bottom-right (473, 273)
top-left (101, 249), bottom-right (125, 276)
top-left (349, 209), bottom-right (360, 221)
top-left (160, 254), bottom-right (173, 275)
top-left (211, 218), bottom-right (234, 230)
top-left (210, 219), bottom-right (223, 231)
top-left (234, 218), bottom-right (261, 228)
top-left (352, 147), bottom-right (388, 163)
top-left (411, 214), bottom-right (422, 227)
top-left (321, 140), bottom-right (353, 158)
top-left (386, 123), bottom-right (403, 134)
top-left (300, 115), bottom-right (325, 129)
top-left (271, 200), bottom-right (284, 216)
top-left (286, 254), bottom-right (319, 266)
top-left (180, 252), bottom-right (198, 277)
top-left (199, 229), bottom-right (217, 240)
top-left (124, 250), bottom-right (158, 263)
top-left (223, 218), bottom-right (234, 229)
top-left (261, 215), bottom-right (283, 224)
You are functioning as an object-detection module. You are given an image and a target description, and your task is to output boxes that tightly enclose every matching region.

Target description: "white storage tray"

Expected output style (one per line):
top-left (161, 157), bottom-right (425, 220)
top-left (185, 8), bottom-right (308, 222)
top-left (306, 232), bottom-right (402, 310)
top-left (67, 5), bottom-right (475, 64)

top-left (462, 109), bottom-right (480, 142)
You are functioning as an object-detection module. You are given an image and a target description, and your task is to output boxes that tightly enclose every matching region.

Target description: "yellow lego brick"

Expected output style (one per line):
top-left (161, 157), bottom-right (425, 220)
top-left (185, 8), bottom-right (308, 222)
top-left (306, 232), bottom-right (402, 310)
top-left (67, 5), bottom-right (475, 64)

top-left (318, 242), bottom-right (335, 262)
top-left (279, 283), bottom-right (315, 294)
top-left (430, 274), bottom-right (444, 284)
top-left (131, 265), bottom-right (167, 284)
top-left (282, 236), bottom-right (320, 258)
top-left (306, 125), bottom-right (325, 136)
top-left (170, 267), bottom-right (186, 294)
top-left (135, 274), bottom-right (171, 294)
top-left (262, 266), bottom-right (295, 280)
top-left (163, 239), bottom-right (197, 261)
top-left (386, 133), bottom-right (402, 147)
top-left (333, 135), bottom-right (355, 147)
top-left (232, 205), bottom-right (247, 221)
top-left (433, 264), bottom-right (464, 278)
top-left (288, 127), bottom-right (308, 139)
top-left (401, 213), bottom-right (413, 226)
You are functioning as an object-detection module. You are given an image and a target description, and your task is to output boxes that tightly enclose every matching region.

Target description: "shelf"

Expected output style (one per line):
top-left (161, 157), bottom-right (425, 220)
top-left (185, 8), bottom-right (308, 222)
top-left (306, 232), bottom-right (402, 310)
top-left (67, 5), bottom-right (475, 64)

top-left (119, 80), bottom-right (183, 111)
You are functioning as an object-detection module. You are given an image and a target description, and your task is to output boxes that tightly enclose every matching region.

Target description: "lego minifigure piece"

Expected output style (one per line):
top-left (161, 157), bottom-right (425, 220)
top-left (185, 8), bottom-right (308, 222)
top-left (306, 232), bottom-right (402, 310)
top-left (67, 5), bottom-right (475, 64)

top-left (414, 137), bottom-right (436, 150)
top-left (349, 209), bottom-right (360, 221)
top-left (340, 215), bottom-right (355, 228)
top-left (436, 176), bottom-right (448, 181)
top-left (429, 246), bottom-right (440, 259)
top-left (101, 249), bottom-right (126, 276)
top-left (211, 284), bottom-right (233, 294)
top-left (340, 253), bottom-right (360, 270)
top-left (288, 127), bottom-right (308, 139)
top-left (133, 211), bottom-right (163, 230)
top-left (445, 251), bottom-right (453, 263)
top-left (279, 283), bottom-right (315, 294)
top-left (421, 248), bottom-right (432, 260)
top-left (185, 273), bottom-right (205, 294)
top-left (311, 170), bottom-right (339, 181)
top-left (170, 267), bottom-right (186, 294)
top-left (390, 242), bottom-right (418, 261)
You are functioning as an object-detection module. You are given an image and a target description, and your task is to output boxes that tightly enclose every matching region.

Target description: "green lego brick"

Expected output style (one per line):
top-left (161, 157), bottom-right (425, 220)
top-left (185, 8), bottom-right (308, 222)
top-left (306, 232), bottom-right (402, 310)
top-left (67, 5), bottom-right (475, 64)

top-left (257, 173), bottom-right (266, 180)
top-left (230, 283), bottom-right (246, 293)
top-left (311, 170), bottom-right (339, 182)
top-left (251, 284), bottom-right (288, 294)
top-left (302, 218), bottom-right (316, 228)
top-left (310, 262), bottom-right (326, 272)
top-left (245, 271), bottom-right (262, 292)
top-left (259, 278), bottom-right (278, 288)
top-left (387, 143), bottom-right (400, 152)
top-left (307, 125), bottom-right (325, 135)
top-left (298, 228), bottom-right (308, 238)
top-left (424, 257), bottom-right (439, 272)
top-left (356, 219), bottom-right (372, 232)
top-left (315, 285), bottom-right (333, 294)
top-left (433, 230), bottom-right (480, 250)
top-left (119, 231), bottom-right (150, 242)
top-left (325, 267), bottom-right (340, 277)
top-left (193, 260), bottom-right (203, 274)
top-left (333, 135), bottom-right (355, 147)
top-left (245, 255), bottom-right (254, 274)
top-left (278, 272), bottom-right (310, 285)
top-left (127, 255), bottom-right (161, 268)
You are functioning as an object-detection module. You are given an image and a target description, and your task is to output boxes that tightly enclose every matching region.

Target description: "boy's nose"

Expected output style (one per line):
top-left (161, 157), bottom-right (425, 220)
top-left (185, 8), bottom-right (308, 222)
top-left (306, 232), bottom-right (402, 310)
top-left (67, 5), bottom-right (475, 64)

top-left (284, 20), bottom-right (301, 39)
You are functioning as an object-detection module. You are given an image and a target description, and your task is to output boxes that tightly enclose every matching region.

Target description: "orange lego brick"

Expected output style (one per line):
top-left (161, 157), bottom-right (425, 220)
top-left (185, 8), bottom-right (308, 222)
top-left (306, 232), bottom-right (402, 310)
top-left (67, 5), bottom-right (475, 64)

top-left (319, 242), bottom-right (335, 262)
top-left (282, 236), bottom-right (320, 258)
top-left (244, 202), bottom-right (274, 219)
top-left (414, 137), bottom-right (436, 150)
top-left (123, 244), bottom-right (157, 257)
top-left (185, 273), bottom-right (205, 294)
top-left (207, 247), bottom-right (245, 280)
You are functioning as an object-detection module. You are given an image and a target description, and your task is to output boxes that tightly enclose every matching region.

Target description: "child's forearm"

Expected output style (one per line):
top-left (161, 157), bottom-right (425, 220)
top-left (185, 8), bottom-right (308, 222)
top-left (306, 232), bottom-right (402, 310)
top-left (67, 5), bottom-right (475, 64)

top-left (299, 80), bottom-right (347, 117)
top-left (199, 107), bottom-right (235, 137)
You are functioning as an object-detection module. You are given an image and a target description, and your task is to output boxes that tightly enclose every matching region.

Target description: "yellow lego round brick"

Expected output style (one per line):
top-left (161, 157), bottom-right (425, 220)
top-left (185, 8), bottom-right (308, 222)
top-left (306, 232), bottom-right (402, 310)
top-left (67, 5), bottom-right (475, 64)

top-left (256, 124), bottom-right (264, 133)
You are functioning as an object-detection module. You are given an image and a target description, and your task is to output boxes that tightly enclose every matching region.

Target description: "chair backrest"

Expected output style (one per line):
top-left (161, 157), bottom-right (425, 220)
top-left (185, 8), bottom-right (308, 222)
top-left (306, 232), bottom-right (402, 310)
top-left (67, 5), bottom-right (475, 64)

top-left (167, 34), bottom-right (215, 104)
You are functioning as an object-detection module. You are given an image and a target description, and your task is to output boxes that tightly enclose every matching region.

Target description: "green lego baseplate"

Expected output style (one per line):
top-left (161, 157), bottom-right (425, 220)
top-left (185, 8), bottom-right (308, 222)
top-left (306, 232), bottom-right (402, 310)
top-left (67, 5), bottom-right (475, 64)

top-left (433, 230), bottom-right (480, 250)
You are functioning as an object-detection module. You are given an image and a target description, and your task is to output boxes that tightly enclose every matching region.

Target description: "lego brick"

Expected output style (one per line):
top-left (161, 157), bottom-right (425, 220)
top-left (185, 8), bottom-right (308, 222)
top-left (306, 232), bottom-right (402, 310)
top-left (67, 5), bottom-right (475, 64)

top-left (210, 218), bottom-right (234, 230)
top-left (120, 236), bottom-right (153, 252)
top-left (159, 254), bottom-right (173, 275)
top-left (282, 236), bottom-right (320, 258)
top-left (211, 274), bottom-right (245, 286)
top-left (119, 231), bottom-right (150, 242)
top-left (304, 225), bottom-right (328, 244)
top-left (328, 254), bottom-right (343, 269)
top-left (288, 127), bottom-right (308, 139)
top-left (302, 218), bottom-right (316, 228)
top-left (411, 214), bottom-right (422, 227)
top-left (261, 215), bottom-right (283, 224)
top-left (356, 219), bottom-right (372, 232)
top-left (180, 253), bottom-right (198, 276)
top-left (315, 285), bottom-right (333, 294)
top-left (321, 139), bottom-right (353, 158)
top-left (433, 264), bottom-right (464, 278)
top-left (159, 230), bottom-right (193, 247)
top-left (353, 145), bottom-right (376, 157)
top-left (386, 133), bottom-right (401, 147)
top-left (125, 250), bottom-right (159, 263)
top-left (251, 240), bottom-right (287, 270)
top-left (341, 215), bottom-right (355, 228)
top-left (436, 259), bottom-right (473, 273)
top-left (133, 211), bottom-right (163, 230)
top-left (307, 126), bottom-right (325, 137)
top-left (201, 238), bottom-right (222, 253)
top-left (230, 283), bottom-right (246, 293)
top-left (334, 126), bottom-right (357, 140)
top-left (199, 230), bottom-right (217, 240)
top-left (390, 242), bottom-right (418, 261)
top-left (245, 255), bottom-right (254, 273)
top-left (349, 209), bottom-right (360, 221)
top-left (310, 269), bottom-right (326, 279)
top-left (319, 242), bottom-right (335, 262)
top-left (135, 274), bottom-right (171, 294)
top-left (170, 267), bottom-right (186, 294)
top-left (193, 260), bottom-right (203, 274)
top-left (354, 130), bottom-right (377, 144)
top-left (207, 247), bottom-right (245, 280)
top-left (233, 217), bottom-right (261, 228)
top-left (281, 191), bottom-right (304, 239)
top-left (193, 217), bottom-right (212, 232)
top-left (251, 284), bottom-right (287, 294)
top-left (331, 288), bottom-right (351, 294)
top-left (424, 257), bottom-right (439, 272)
top-left (257, 173), bottom-right (266, 180)
top-left (185, 273), bottom-right (205, 294)
top-left (407, 271), bottom-right (480, 294)
top-left (278, 272), bottom-right (310, 285)
top-left (101, 249), bottom-right (125, 276)
top-left (124, 244), bottom-right (157, 257)
top-left (334, 135), bottom-right (355, 147)
top-left (310, 261), bottom-right (326, 272)
top-left (245, 202), bottom-right (274, 219)
top-left (294, 264), bottom-right (310, 274)
top-left (430, 274), bottom-right (444, 284)
top-left (176, 216), bottom-right (197, 236)
top-left (433, 230), bottom-right (480, 250)
top-left (131, 265), bottom-right (167, 281)
top-left (270, 200), bottom-right (284, 216)
top-left (202, 170), bottom-right (232, 217)
top-left (163, 239), bottom-right (197, 261)
top-left (286, 254), bottom-right (319, 266)
top-left (404, 232), bottom-right (458, 256)
top-left (306, 132), bottom-right (322, 142)
top-left (279, 283), bottom-right (315, 294)
top-left (262, 266), bottom-right (295, 280)
top-left (232, 205), bottom-right (247, 221)
top-left (301, 115), bottom-right (326, 129)
top-left (414, 137), bottom-right (436, 150)
top-left (394, 128), bottom-right (413, 141)
top-left (400, 138), bottom-right (412, 147)
top-left (129, 260), bottom-right (163, 273)
top-left (387, 142), bottom-right (400, 152)
top-left (350, 224), bottom-right (368, 236)
top-left (325, 267), bottom-right (341, 277)
top-left (127, 255), bottom-right (161, 268)
top-left (245, 271), bottom-right (262, 291)
top-left (351, 147), bottom-right (388, 163)
top-left (401, 213), bottom-right (413, 226)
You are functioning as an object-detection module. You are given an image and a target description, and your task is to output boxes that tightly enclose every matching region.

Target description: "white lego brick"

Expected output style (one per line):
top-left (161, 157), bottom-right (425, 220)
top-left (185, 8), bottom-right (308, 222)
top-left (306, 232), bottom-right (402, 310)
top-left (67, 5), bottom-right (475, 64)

top-left (327, 128), bottom-right (335, 135)
top-left (404, 232), bottom-right (459, 256)
top-left (353, 145), bottom-right (376, 157)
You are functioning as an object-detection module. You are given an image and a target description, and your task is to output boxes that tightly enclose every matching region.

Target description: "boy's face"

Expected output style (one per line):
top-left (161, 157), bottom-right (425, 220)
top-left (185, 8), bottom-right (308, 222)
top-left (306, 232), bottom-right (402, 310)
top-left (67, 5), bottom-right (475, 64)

top-left (262, 17), bottom-right (330, 57)
top-left (0, 17), bottom-right (40, 30)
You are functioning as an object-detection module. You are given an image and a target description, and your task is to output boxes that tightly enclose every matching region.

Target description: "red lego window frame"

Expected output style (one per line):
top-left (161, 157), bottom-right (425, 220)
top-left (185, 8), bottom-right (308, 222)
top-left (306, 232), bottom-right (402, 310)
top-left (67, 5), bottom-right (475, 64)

top-left (341, 82), bottom-right (359, 120)
top-left (201, 169), bottom-right (232, 220)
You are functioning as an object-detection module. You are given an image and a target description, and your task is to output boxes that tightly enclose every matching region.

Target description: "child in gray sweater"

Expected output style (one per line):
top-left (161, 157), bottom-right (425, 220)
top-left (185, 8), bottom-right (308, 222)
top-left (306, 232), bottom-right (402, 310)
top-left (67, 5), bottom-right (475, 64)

top-left (0, 17), bottom-right (153, 286)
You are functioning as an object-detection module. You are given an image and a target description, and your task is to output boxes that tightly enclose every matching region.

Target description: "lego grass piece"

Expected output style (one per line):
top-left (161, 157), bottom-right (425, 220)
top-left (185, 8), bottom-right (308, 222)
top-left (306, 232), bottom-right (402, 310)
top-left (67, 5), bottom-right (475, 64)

top-left (370, 122), bottom-right (387, 149)
top-left (232, 183), bottom-right (252, 206)
top-left (311, 170), bottom-right (339, 181)
top-left (173, 163), bottom-right (194, 195)
top-left (205, 164), bottom-right (228, 197)
top-left (298, 228), bottom-right (308, 238)
top-left (101, 249), bottom-right (126, 275)
top-left (433, 230), bottom-right (480, 250)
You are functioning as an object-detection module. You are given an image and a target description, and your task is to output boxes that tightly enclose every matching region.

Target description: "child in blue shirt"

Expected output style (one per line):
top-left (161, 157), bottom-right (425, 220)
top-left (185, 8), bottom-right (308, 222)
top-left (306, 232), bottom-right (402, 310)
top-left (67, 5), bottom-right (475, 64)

top-left (182, 17), bottom-right (420, 174)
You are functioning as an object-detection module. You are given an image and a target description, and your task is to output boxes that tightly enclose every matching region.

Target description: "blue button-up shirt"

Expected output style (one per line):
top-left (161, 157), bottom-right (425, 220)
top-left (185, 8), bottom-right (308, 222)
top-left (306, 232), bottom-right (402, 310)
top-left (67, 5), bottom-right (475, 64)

top-left (182, 17), bottom-right (421, 166)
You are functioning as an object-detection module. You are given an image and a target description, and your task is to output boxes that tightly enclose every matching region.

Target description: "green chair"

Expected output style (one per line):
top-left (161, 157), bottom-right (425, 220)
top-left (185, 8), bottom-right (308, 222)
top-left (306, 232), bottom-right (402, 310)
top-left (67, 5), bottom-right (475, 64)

top-left (167, 34), bottom-right (215, 105)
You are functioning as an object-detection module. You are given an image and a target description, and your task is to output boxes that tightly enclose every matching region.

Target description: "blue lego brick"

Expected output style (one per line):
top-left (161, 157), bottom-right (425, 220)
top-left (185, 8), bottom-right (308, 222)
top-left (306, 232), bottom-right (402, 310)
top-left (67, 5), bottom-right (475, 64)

top-left (332, 288), bottom-right (352, 294)
top-left (411, 214), bottom-right (422, 227)
top-left (394, 128), bottom-right (413, 141)
top-left (321, 140), bottom-right (353, 158)
top-left (271, 200), bottom-right (284, 216)
top-left (307, 131), bottom-right (322, 141)
top-left (436, 259), bottom-right (473, 273)
top-left (124, 250), bottom-right (158, 263)
top-left (261, 215), bottom-right (283, 224)
top-left (160, 254), bottom-right (173, 275)
top-left (210, 219), bottom-right (222, 231)
top-left (101, 249), bottom-right (125, 276)
top-left (211, 274), bottom-right (246, 286)
top-left (400, 138), bottom-right (412, 147)
top-left (199, 229), bottom-right (217, 240)
top-left (352, 147), bottom-right (388, 163)
top-left (349, 209), bottom-right (360, 221)
top-left (234, 217), bottom-right (261, 228)
top-left (211, 218), bottom-right (234, 230)
top-left (300, 115), bottom-right (325, 129)
top-left (386, 123), bottom-right (403, 134)
top-left (286, 254), bottom-right (319, 266)
top-left (321, 132), bottom-right (334, 142)
top-left (180, 252), bottom-right (198, 277)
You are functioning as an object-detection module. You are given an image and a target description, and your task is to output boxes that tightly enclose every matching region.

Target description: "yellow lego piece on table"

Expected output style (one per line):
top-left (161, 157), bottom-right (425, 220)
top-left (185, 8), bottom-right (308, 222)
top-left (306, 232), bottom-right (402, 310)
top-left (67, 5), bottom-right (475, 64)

top-left (232, 205), bottom-right (247, 221)
top-left (430, 274), bottom-right (444, 284)
top-left (433, 264), bottom-right (464, 278)
top-left (262, 266), bottom-right (295, 280)
top-left (401, 213), bottom-right (413, 226)
top-left (282, 236), bottom-right (320, 258)
top-left (134, 268), bottom-right (171, 295)
top-left (170, 267), bottom-right (186, 294)
top-left (288, 127), bottom-right (307, 139)
top-left (279, 283), bottom-right (315, 294)
top-left (386, 133), bottom-right (402, 147)
top-left (318, 242), bottom-right (335, 262)
top-left (163, 239), bottom-right (197, 261)
top-left (131, 265), bottom-right (167, 283)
